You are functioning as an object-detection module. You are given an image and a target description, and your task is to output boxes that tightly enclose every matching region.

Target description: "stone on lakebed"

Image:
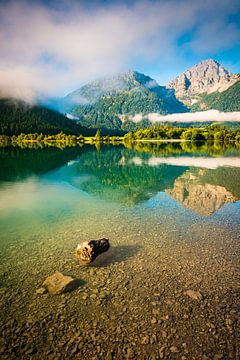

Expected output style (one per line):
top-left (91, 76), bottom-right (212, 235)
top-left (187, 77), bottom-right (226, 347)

top-left (184, 289), bottom-right (203, 301)
top-left (42, 271), bottom-right (80, 295)
top-left (75, 238), bottom-right (110, 265)
top-left (36, 287), bottom-right (47, 295)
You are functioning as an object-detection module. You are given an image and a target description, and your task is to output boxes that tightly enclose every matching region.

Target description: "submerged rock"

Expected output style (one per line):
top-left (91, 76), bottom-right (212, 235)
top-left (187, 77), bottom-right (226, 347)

top-left (75, 238), bottom-right (110, 265)
top-left (184, 289), bottom-right (203, 301)
top-left (36, 287), bottom-right (47, 295)
top-left (42, 272), bottom-right (79, 295)
top-left (126, 347), bottom-right (135, 359)
top-left (140, 335), bottom-right (150, 345)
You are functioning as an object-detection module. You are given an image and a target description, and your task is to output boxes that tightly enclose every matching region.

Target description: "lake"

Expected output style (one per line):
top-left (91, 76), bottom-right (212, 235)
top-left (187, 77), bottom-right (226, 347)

top-left (0, 142), bottom-right (239, 359)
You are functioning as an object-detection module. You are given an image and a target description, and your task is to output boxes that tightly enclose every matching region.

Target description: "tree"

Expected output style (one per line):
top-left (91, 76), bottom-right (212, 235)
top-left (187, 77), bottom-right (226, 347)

top-left (214, 130), bottom-right (227, 142)
top-left (95, 129), bottom-right (103, 142)
top-left (124, 131), bottom-right (135, 142)
top-left (181, 129), bottom-right (206, 141)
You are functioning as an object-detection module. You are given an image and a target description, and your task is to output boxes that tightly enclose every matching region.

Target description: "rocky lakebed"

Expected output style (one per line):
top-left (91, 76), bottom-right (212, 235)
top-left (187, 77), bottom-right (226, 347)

top-left (0, 145), bottom-right (239, 359)
top-left (0, 218), bottom-right (239, 360)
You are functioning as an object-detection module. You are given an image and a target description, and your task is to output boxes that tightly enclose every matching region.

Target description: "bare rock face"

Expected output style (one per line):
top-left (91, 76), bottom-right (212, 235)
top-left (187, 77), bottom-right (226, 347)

top-left (168, 59), bottom-right (238, 102)
top-left (42, 272), bottom-right (79, 295)
top-left (76, 238), bottom-right (110, 265)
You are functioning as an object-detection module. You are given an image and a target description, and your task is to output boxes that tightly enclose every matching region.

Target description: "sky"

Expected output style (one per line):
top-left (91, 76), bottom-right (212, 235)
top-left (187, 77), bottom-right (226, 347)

top-left (0, 0), bottom-right (240, 101)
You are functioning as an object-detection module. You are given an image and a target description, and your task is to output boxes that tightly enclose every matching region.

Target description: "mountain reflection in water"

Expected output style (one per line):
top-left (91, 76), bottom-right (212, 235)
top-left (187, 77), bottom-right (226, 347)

top-left (166, 169), bottom-right (238, 216)
top-left (0, 142), bottom-right (240, 216)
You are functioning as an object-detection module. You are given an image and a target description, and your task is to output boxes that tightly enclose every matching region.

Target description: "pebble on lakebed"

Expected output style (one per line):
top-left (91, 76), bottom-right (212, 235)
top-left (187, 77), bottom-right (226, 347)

top-left (184, 289), bottom-right (203, 301)
top-left (75, 238), bottom-right (110, 265)
top-left (39, 271), bottom-right (80, 295)
top-left (36, 287), bottom-right (47, 295)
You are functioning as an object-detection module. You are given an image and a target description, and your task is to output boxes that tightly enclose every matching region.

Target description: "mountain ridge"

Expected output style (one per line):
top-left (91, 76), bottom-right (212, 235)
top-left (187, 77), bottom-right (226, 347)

top-left (190, 80), bottom-right (240, 112)
top-left (62, 70), bottom-right (188, 132)
top-left (168, 59), bottom-right (239, 105)
top-left (1, 60), bottom-right (240, 135)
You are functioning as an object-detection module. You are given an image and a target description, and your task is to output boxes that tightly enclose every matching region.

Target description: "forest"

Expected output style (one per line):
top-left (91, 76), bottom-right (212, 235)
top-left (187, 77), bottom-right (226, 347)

top-left (0, 125), bottom-right (240, 149)
top-left (124, 124), bottom-right (240, 142)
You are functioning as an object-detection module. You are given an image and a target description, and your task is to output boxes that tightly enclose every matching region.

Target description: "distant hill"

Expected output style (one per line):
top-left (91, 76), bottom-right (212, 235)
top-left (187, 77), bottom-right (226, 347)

top-left (190, 80), bottom-right (240, 112)
top-left (0, 98), bottom-right (93, 136)
top-left (62, 70), bottom-right (188, 132)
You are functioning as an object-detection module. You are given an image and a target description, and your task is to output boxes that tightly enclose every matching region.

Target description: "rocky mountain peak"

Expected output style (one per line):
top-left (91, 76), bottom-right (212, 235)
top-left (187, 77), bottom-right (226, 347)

top-left (168, 59), bottom-right (238, 101)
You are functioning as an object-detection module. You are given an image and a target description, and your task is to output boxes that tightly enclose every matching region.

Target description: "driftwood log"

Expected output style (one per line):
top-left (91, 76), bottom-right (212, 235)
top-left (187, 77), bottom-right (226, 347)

top-left (76, 238), bottom-right (110, 264)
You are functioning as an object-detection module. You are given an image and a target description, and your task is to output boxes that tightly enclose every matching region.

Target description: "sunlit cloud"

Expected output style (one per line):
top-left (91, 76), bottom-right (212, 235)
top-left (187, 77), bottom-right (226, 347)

top-left (130, 110), bottom-right (240, 123)
top-left (130, 156), bottom-right (240, 169)
top-left (0, 0), bottom-right (239, 101)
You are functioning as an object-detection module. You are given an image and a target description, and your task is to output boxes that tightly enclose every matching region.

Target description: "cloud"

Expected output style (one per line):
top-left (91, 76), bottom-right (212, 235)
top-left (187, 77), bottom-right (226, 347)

top-left (0, 0), bottom-right (239, 101)
top-left (130, 156), bottom-right (240, 169)
top-left (130, 110), bottom-right (240, 123)
top-left (190, 20), bottom-right (240, 54)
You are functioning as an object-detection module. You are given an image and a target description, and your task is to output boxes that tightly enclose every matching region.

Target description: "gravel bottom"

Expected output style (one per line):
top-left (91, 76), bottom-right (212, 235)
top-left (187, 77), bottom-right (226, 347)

top-left (0, 217), bottom-right (239, 360)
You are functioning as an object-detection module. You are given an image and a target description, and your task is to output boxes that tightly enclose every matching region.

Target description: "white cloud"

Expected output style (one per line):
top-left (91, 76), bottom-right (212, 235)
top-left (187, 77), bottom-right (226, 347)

top-left (130, 110), bottom-right (240, 123)
top-left (131, 156), bottom-right (240, 169)
top-left (0, 0), bottom-right (239, 101)
top-left (147, 156), bottom-right (240, 169)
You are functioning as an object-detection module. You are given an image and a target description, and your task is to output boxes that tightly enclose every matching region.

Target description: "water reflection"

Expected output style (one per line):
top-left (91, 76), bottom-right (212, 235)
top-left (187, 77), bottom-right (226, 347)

top-left (66, 145), bottom-right (240, 214)
top-left (131, 156), bottom-right (240, 169)
top-left (166, 169), bottom-right (237, 216)
top-left (0, 143), bottom-right (240, 217)
top-left (0, 146), bottom-right (91, 182)
top-left (68, 147), bottom-right (187, 205)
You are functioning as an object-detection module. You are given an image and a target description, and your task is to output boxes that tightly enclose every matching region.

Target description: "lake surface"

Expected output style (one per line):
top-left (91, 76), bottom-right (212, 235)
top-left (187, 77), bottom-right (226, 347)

top-left (0, 142), bottom-right (240, 359)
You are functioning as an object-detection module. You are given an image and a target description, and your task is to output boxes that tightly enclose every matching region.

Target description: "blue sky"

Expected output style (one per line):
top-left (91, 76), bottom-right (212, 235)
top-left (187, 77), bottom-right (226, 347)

top-left (0, 0), bottom-right (239, 100)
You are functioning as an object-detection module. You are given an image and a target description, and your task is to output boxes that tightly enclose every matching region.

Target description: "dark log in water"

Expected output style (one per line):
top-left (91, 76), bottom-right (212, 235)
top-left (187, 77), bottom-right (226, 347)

top-left (76, 238), bottom-right (110, 264)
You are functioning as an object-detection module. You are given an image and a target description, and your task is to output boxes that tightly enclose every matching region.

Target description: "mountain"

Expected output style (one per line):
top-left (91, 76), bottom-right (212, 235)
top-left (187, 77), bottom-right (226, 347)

top-left (190, 80), bottom-right (240, 112)
top-left (0, 98), bottom-right (93, 136)
top-left (168, 59), bottom-right (239, 105)
top-left (63, 70), bottom-right (188, 133)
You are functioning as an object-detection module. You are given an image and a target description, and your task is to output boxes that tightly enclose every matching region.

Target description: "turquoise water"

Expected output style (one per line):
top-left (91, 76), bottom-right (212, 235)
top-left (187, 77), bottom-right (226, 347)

top-left (0, 144), bottom-right (239, 239)
top-left (0, 143), bottom-right (240, 359)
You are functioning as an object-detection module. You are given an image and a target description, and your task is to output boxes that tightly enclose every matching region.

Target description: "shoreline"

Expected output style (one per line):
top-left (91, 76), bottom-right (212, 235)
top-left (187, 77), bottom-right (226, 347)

top-left (134, 139), bottom-right (188, 143)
